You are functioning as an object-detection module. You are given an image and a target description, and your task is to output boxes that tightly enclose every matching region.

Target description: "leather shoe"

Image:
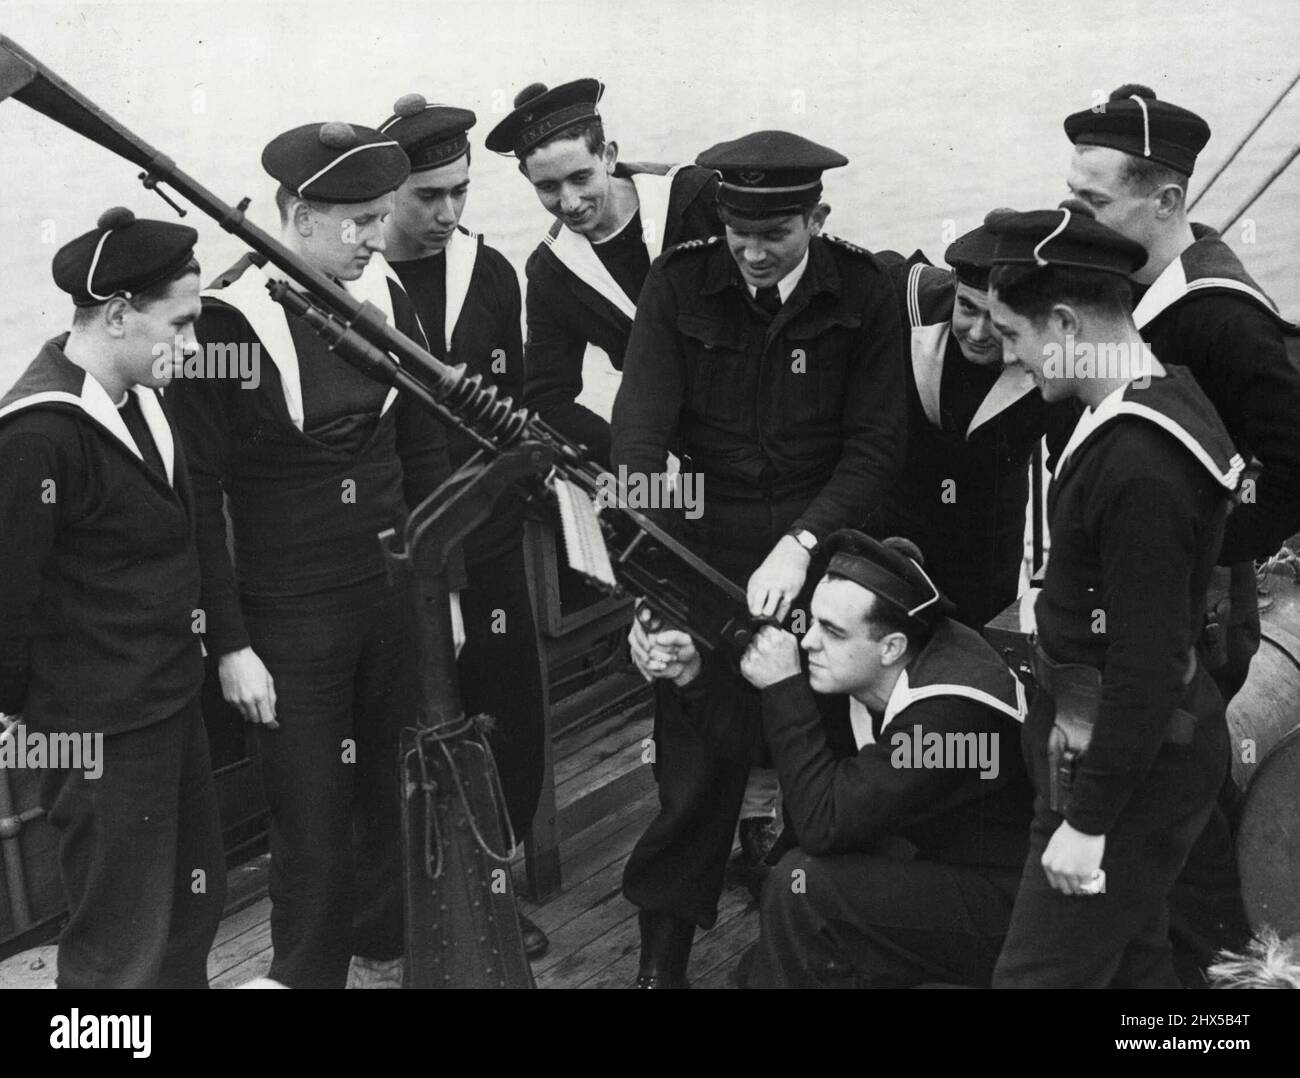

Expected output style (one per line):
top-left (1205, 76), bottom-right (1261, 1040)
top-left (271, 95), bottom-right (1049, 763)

top-left (518, 911), bottom-right (549, 959)
top-left (732, 816), bottom-right (783, 901)
top-left (631, 910), bottom-right (694, 988)
top-left (738, 816), bottom-right (782, 868)
top-left (632, 971), bottom-right (690, 989)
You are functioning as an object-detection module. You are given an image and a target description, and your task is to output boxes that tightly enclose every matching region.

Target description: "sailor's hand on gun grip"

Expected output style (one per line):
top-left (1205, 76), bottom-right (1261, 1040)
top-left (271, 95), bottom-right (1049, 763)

top-left (629, 606), bottom-right (701, 687)
top-left (219, 647), bottom-right (279, 730)
top-left (449, 591), bottom-right (465, 659)
top-left (739, 625), bottom-right (802, 689)
top-left (747, 534), bottom-right (811, 621)
top-left (1041, 820), bottom-right (1106, 895)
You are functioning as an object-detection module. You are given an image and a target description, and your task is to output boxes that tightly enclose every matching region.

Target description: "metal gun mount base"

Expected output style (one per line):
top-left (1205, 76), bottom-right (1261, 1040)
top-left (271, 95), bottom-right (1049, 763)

top-left (380, 443), bottom-right (555, 989)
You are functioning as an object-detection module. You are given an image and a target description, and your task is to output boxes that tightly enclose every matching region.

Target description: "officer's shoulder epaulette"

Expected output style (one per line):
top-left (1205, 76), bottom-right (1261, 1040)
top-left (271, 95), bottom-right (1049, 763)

top-left (662, 235), bottom-right (722, 259)
top-left (823, 234), bottom-right (872, 257)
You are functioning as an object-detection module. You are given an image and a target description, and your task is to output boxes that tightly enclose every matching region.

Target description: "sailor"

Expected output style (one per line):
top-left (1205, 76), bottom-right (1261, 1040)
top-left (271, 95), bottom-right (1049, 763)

top-left (984, 204), bottom-right (1244, 988)
top-left (610, 130), bottom-right (906, 986)
top-left (632, 531), bottom-right (1032, 987)
top-left (1064, 84), bottom-right (1300, 702)
top-left (871, 226), bottom-right (1076, 628)
top-left (484, 78), bottom-right (722, 465)
top-left (1063, 83), bottom-right (1300, 980)
top-left (0, 208), bottom-right (225, 987)
top-left (168, 122), bottom-right (466, 989)
top-left (379, 93), bottom-right (548, 958)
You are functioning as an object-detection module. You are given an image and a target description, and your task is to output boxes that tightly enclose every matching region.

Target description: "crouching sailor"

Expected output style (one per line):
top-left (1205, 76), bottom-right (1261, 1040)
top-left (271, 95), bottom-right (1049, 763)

top-left (630, 531), bottom-right (1032, 988)
top-left (0, 208), bottom-right (225, 987)
top-left (983, 204), bottom-right (1245, 988)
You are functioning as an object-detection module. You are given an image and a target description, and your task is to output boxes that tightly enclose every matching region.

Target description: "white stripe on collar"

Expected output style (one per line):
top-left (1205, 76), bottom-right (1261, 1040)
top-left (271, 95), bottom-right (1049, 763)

top-left (881, 667), bottom-right (1025, 735)
top-left (1133, 254), bottom-right (1279, 329)
top-left (0, 371), bottom-right (173, 484)
top-left (1053, 383), bottom-right (1127, 480)
top-left (1053, 379), bottom-right (1244, 491)
top-left (905, 262), bottom-right (925, 329)
top-left (849, 668), bottom-right (1026, 750)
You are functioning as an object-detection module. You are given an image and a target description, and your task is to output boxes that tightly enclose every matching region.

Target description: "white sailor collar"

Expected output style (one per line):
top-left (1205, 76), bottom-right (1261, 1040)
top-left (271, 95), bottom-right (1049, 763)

top-left (1132, 242), bottom-right (1281, 330)
top-left (849, 664), bottom-right (1026, 750)
top-left (1053, 382), bottom-right (1129, 480)
top-left (1052, 367), bottom-right (1244, 493)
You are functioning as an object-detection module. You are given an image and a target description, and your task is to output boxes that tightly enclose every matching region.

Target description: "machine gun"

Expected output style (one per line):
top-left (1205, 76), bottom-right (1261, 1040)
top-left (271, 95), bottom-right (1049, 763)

top-left (0, 37), bottom-right (770, 987)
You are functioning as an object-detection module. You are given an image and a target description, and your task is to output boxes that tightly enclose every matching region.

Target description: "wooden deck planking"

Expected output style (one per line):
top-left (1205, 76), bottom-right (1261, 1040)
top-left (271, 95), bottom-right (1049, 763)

top-left (3, 701), bottom-right (760, 989)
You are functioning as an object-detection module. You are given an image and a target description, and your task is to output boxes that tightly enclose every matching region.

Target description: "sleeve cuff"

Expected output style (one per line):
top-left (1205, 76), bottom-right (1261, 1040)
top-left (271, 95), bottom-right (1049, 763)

top-left (206, 621), bottom-right (251, 660)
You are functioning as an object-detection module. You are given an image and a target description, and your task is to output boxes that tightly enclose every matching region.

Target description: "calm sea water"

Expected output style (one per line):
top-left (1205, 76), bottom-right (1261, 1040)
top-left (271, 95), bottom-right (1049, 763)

top-left (2, 0), bottom-right (1297, 409)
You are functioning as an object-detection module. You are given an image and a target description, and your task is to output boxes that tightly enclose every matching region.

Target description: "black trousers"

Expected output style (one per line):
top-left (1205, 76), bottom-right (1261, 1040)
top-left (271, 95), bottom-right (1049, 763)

top-left (993, 666), bottom-right (1227, 988)
top-left (1165, 563), bottom-right (1258, 984)
top-left (245, 578), bottom-right (412, 988)
top-left (745, 847), bottom-right (1022, 988)
top-left (622, 491), bottom-right (819, 927)
top-left (457, 544), bottom-right (547, 841)
top-left (43, 697), bottom-right (225, 988)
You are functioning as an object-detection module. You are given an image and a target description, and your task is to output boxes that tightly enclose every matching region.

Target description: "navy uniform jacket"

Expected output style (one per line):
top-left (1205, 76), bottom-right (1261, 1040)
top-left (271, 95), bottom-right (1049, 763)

top-left (612, 233), bottom-right (906, 541)
top-left (390, 226), bottom-right (525, 565)
top-left (1133, 224), bottom-right (1300, 564)
top-left (760, 618), bottom-right (1031, 868)
top-left (523, 162), bottom-right (722, 464)
top-left (0, 339), bottom-right (202, 734)
top-left (1037, 366), bottom-right (1243, 835)
top-left (867, 253), bottom-right (1075, 628)
top-left (168, 254), bottom-right (464, 660)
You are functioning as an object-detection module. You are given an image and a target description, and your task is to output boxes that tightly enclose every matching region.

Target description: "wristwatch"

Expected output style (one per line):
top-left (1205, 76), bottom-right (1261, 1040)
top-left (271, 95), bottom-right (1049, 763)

top-left (786, 528), bottom-right (818, 554)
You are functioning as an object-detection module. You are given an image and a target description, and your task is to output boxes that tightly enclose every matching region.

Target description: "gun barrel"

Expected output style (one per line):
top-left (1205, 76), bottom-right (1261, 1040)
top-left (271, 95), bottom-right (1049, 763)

top-left (0, 34), bottom-right (462, 400)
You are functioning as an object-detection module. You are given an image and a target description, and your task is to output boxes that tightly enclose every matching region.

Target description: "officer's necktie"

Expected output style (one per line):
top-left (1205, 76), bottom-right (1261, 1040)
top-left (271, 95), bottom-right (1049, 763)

top-left (755, 285), bottom-right (782, 317)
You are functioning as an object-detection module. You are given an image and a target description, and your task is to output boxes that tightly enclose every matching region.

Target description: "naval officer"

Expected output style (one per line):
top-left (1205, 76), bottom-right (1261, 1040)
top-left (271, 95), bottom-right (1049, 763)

top-left (611, 130), bottom-right (906, 986)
